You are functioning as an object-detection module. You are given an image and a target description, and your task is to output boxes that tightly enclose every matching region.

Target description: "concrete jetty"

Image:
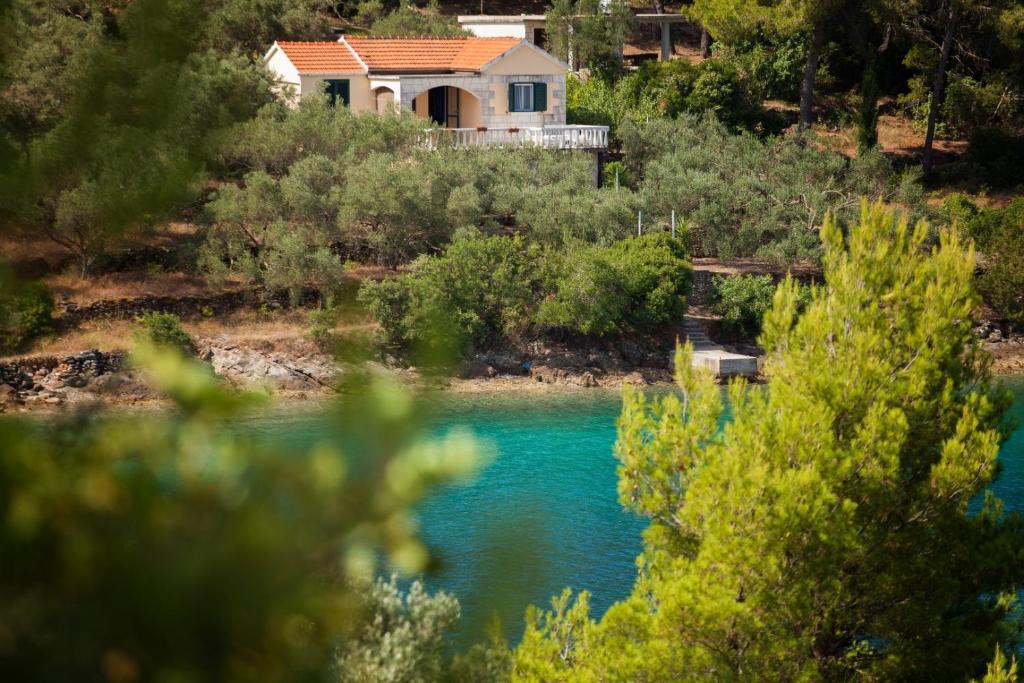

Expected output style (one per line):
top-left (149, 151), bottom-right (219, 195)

top-left (682, 317), bottom-right (759, 379)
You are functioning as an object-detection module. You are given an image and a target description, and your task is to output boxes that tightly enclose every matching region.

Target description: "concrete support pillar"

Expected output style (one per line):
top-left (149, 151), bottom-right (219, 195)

top-left (660, 23), bottom-right (672, 61)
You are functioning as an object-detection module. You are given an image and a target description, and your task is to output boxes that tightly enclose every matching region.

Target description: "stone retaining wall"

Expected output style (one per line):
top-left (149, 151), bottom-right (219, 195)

top-left (689, 268), bottom-right (822, 306)
top-left (1, 349), bottom-right (126, 387)
top-left (689, 270), bottom-right (716, 307)
top-left (0, 350), bottom-right (128, 408)
top-left (56, 288), bottom-right (322, 329)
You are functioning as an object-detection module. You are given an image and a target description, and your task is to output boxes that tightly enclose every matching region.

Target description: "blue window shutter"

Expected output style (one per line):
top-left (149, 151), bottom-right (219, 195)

top-left (508, 83), bottom-right (516, 112)
top-left (533, 82), bottom-right (547, 112)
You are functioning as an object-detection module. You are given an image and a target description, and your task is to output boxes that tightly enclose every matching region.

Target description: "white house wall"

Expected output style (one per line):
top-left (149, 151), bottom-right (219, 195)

top-left (265, 46), bottom-right (301, 102)
top-left (462, 22), bottom-right (527, 39)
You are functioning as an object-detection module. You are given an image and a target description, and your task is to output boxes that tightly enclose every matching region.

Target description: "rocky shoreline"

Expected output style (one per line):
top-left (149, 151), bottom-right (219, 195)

top-left (977, 321), bottom-right (1024, 375)
top-left (2, 325), bottom-right (1022, 414)
top-left (0, 334), bottom-right (685, 413)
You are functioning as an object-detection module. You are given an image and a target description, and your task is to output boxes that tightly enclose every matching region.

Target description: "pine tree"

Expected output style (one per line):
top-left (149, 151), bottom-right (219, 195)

top-left (688, 0), bottom-right (843, 132)
top-left (514, 202), bottom-right (1024, 681)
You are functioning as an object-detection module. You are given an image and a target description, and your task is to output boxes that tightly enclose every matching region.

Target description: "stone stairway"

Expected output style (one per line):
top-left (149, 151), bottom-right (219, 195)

top-left (682, 317), bottom-right (717, 350)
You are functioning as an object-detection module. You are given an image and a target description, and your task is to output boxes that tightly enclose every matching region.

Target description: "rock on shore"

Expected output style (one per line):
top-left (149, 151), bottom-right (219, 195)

top-left (0, 339), bottom-right (342, 412)
top-left (199, 337), bottom-right (338, 391)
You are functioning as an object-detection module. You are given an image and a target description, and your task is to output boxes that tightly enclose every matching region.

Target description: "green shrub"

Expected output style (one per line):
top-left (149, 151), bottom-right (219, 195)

top-left (0, 277), bottom-right (54, 353)
top-left (603, 160), bottom-right (631, 189)
top-left (972, 199), bottom-right (1024, 253)
top-left (966, 127), bottom-right (1024, 188)
top-left (360, 233), bottom-right (692, 356)
top-left (536, 233), bottom-right (692, 336)
top-left (358, 236), bottom-right (544, 359)
top-left (942, 77), bottom-right (1020, 138)
top-left (535, 250), bottom-right (630, 337)
top-left (308, 305), bottom-right (339, 344)
top-left (135, 311), bottom-right (195, 354)
top-left (684, 59), bottom-right (760, 129)
top-left (711, 274), bottom-right (777, 338)
top-left (712, 274), bottom-right (815, 338)
top-left (565, 73), bottom-right (661, 136)
top-left (939, 193), bottom-right (981, 235)
top-left (713, 31), bottom-right (818, 103)
top-left (939, 195), bottom-right (1024, 252)
top-left (567, 59), bottom-right (761, 138)
top-left (977, 207), bottom-right (1024, 326)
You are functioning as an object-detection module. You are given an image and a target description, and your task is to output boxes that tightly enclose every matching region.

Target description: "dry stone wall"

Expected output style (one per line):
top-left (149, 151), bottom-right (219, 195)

top-left (0, 349), bottom-right (129, 408)
top-left (56, 288), bottom-right (322, 329)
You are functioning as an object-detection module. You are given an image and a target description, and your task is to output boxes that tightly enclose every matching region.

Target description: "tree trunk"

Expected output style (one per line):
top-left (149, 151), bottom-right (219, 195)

top-left (857, 55), bottom-right (880, 153)
top-left (922, 2), bottom-right (959, 175)
top-left (700, 26), bottom-right (710, 59)
top-left (799, 20), bottom-right (826, 135)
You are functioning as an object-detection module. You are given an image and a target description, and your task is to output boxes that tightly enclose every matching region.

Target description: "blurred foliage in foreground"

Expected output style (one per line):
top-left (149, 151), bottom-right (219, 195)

top-left (0, 265), bottom-right (54, 354)
top-left (0, 342), bottom-right (492, 681)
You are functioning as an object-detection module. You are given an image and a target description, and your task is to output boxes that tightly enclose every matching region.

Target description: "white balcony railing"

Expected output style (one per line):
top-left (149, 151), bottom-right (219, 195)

top-left (423, 124), bottom-right (609, 150)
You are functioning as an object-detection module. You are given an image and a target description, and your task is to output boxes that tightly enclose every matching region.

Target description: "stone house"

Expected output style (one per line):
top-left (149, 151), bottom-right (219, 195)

top-left (263, 35), bottom-right (607, 150)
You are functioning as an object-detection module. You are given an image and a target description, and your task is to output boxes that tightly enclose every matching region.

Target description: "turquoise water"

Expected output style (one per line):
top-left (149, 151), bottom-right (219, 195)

top-left (416, 391), bottom-right (646, 644)
top-left (987, 376), bottom-right (1024, 513)
top-left (238, 377), bottom-right (1024, 644)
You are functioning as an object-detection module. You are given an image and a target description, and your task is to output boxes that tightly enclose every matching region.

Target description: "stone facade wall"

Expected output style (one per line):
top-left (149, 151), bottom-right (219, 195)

top-left (399, 73), bottom-right (565, 128)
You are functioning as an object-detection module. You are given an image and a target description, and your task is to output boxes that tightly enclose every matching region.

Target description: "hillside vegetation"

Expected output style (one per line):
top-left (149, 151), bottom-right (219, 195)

top-left (2, 2), bottom-right (1024, 681)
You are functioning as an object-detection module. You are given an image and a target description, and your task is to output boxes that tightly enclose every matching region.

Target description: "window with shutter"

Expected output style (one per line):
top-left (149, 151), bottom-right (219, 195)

top-left (533, 82), bottom-right (547, 112)
top-left (509, 83), bottom-right (534, 113)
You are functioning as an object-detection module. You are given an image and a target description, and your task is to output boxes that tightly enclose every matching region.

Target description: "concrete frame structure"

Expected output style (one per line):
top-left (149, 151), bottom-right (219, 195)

top-left (457, 14), bottom-right (548, 46)
top-left (458, 12), bottom-right (689, 63)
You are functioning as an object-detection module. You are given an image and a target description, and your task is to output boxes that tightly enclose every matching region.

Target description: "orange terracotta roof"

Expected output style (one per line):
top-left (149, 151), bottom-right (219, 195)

top-left (451, 37), bottom-right (525, 71)
top-left (273, 41), bottom-right (363, 74)
top-left (342, 36), bottom-right (523, 72)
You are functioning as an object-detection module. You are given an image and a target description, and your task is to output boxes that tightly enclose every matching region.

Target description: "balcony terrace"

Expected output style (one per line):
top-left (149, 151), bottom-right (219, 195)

top-left (423, 124), bottom-right (609, 150)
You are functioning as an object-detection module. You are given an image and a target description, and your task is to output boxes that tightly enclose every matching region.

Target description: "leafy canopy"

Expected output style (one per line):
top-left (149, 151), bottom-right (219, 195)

top-left (362, 0), bottom-right (468, 37)
top-left (537, 233), bottom-right (692, 337)
top-left (360, 233), bottom-right (692, 359)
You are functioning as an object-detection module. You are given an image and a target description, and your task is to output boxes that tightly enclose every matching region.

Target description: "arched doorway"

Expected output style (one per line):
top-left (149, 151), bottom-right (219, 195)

top-left (412, 86), bottom-right (481, 129)
top-left (373, 86), bottom-right (396, 114)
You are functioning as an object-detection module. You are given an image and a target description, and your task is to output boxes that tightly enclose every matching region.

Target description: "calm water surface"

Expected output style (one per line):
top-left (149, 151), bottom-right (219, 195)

top-left (240, 377), bottom-right (1024, 643)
